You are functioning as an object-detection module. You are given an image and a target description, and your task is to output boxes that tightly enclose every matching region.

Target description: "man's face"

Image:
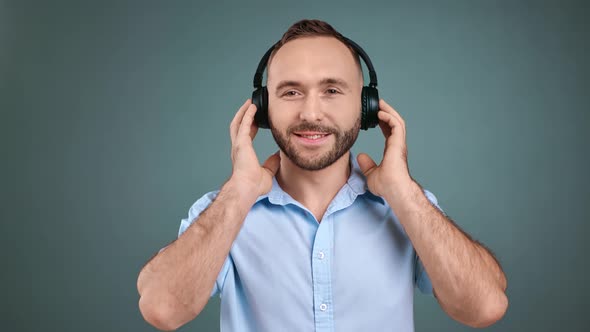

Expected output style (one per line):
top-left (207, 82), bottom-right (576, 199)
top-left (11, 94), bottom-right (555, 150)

top-left (267, 36), bottom-right (363, 171)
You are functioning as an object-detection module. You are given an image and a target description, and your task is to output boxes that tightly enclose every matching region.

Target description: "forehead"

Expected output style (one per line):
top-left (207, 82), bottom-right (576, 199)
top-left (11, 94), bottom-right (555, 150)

top-left (267, 36), bottom-right (361, 88)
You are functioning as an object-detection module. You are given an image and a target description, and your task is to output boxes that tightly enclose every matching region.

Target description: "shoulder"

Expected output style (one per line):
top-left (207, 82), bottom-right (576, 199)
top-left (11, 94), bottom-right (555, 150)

top-left (187, 190), bottom-right (221, 217)
top-left (376, 187), bottom-right (444, 215)
top-left (178, 190), bottom-right (220, 237)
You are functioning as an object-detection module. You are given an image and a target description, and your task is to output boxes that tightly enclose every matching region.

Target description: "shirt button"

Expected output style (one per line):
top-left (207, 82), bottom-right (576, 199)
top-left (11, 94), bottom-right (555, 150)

top-left (320, 303), bottom-right (328, 311)
top-left (317, 251), bottom-right (325, 260)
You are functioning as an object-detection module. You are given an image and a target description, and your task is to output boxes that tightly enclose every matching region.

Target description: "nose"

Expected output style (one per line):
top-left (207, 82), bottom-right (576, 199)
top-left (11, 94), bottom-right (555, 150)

top-left (298, 94), bottom-right (324, 123)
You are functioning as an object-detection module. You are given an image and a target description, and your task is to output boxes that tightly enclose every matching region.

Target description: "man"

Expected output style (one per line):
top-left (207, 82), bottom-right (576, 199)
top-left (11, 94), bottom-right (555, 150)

top-left (137, 19), bottom-right (508, 331)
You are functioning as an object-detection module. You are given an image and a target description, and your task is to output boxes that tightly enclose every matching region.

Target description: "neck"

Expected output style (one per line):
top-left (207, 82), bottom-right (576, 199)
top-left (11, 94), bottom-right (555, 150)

top-left (276, 151), bottom-right (351, 220)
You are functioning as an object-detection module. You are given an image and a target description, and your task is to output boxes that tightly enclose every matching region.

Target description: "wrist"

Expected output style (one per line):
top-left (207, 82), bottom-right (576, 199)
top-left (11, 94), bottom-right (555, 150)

top-left (222, 177), bottom-right (261, 210)
top-left (382, 178), bottom-right (422, 210)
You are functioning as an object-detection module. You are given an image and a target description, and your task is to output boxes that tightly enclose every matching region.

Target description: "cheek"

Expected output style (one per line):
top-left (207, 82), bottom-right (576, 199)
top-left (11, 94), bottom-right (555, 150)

top-left (333, 97), bottom-right (361, 126)
top-left (267, 109), bottom-right (287, 132)
top-left (268, 100), bottom-right (297, 126)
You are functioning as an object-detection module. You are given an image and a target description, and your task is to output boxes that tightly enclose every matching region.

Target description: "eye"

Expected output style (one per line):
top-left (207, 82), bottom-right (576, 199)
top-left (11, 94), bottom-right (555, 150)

top-left (326, 88), bottom-right (340, 94)
top-left (283, 90), bottom-right (300, 97)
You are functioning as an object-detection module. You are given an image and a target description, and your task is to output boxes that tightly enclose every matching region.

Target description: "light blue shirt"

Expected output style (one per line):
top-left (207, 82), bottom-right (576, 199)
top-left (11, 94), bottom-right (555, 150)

top-left (176, 153), bottom-right (444, 332)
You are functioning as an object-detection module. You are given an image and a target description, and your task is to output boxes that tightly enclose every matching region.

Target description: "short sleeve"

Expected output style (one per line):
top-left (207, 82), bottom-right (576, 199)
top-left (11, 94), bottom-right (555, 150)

top-left (414, 251), bottom-right (433, 295)
top-left (423, 188), bottom-right (446, 216)
top-left (413, 189), bottom-right (445, 295)
top-left (172, 190), bottom-right (233, 298)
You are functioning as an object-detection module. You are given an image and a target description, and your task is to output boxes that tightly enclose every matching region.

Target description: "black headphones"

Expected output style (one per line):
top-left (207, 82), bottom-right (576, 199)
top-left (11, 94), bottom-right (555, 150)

top-left (251, 36), bottom-right (380, 130)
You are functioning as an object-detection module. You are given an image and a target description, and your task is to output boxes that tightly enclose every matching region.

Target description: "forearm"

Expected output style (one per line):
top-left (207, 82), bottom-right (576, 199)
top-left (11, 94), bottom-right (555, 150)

top-left (385, 180), bottom-right (508, 328)
top-left (137, 179), bottom-right (256, 330)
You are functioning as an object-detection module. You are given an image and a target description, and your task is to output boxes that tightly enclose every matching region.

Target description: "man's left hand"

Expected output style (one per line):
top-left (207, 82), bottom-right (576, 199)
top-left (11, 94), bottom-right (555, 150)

top-left (357, 99), bottom-right (415, 198)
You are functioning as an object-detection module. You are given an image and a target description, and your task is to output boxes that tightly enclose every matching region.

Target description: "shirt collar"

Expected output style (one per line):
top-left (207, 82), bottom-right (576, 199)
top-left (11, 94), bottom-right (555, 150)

top-left (255, 151), bottom-right (385, 206)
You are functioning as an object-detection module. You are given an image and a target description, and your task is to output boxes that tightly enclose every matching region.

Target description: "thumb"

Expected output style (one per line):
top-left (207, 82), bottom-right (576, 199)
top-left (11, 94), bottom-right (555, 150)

top-left (357, 153), bottom-right (377, 176)
top-left (262, 151), bottom-right (281, 175)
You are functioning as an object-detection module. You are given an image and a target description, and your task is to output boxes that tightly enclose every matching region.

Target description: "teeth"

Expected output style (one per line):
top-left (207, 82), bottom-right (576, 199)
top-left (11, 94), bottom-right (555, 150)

top-left (302, 134), bottom-right (325, 139)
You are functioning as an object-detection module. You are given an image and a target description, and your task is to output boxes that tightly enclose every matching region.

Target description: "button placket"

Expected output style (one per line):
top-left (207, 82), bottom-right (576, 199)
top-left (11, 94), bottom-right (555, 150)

top-left (311, 214), bottom-right (334, 331)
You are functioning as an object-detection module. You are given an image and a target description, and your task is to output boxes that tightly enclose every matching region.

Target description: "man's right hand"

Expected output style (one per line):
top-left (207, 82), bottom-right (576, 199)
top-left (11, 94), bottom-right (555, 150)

top-left (228, 99), bottom-right (280, 199)
top-left (137, 99), bottom-right (280, 331)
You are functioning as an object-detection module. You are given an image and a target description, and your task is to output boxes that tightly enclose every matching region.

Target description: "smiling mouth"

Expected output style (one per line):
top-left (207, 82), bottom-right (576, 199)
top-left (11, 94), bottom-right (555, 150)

top-left (293, 132), bottom-right (331, 140)
top-left (296, 134), bottom-right (328, 139)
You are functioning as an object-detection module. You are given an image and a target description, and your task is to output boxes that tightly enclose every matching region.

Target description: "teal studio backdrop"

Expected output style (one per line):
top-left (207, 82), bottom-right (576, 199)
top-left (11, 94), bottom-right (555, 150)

top-left (2, 0), bottom-right (589, 331)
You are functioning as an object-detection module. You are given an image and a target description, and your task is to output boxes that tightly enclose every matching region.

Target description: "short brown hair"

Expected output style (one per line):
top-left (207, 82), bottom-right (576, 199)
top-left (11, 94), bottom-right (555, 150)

top-left (267, 19), bottom-right (362, 74)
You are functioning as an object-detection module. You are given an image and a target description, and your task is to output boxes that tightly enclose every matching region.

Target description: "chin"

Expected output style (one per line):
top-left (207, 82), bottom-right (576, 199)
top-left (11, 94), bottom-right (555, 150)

top-left (285, 148), bottom-right (346, 171)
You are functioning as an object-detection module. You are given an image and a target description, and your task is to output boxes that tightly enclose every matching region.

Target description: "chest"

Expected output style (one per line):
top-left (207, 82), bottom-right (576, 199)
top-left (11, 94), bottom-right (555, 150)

top-left (227, 200), bottom-right (416, 310)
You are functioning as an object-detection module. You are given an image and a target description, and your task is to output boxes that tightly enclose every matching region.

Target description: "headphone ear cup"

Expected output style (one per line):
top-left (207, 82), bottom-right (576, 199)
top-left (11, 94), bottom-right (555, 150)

top-left (252, 87), bottom-right (269, 129)
top-left (361, 86), bottom-right (380, 130)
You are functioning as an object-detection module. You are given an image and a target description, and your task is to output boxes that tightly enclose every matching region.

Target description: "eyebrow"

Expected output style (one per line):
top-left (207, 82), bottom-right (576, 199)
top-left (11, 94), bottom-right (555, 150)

top-left (274, 77), bottom-right (351, 93)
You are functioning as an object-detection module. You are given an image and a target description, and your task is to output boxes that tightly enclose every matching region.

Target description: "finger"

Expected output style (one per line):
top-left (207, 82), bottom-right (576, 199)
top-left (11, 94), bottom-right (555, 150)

top-left (230, 99), bottom-right (251, 143)
top-left (379, 99), bottom-right (403, 120)
top-left (378, 111), bottom-right (399, 136)
top-left (262, 151), bottom-right (281, 175)
top-left (357, 153), bottom-right (378, 176)
top-left (249, 123), bottom-right (259, 141)
top-left (378, 111), bottom-right (405, 148)
top-left (379, 99), bottom-right (406, 136)
top-left (230, 99), bottom-right (250, 130)
top-left (237, 103), bottom-right (257, 140)
top-left (377, 111), bottom-right (391, 138)
top-left (230, 99), bottom-right (252, 144)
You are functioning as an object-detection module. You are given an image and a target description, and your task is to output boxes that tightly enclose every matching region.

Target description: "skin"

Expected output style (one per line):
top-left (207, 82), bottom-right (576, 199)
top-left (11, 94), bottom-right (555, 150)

top-left (265, 37), bottom-right (364, 220)
top-left (136, 35), bottom-right (508, 330)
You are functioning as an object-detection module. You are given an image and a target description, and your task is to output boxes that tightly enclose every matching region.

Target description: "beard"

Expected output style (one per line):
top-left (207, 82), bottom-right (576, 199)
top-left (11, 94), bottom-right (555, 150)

top-left (269, 115), bottom-right (361, 171)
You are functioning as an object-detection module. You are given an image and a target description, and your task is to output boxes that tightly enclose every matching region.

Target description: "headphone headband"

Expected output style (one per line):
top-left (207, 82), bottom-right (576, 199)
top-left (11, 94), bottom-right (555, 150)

top-left (253, 37), bottom-right (378, 88)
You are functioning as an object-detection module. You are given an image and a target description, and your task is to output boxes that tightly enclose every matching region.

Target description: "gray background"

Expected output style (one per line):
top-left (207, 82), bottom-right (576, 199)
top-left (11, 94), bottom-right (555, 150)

top-left (2, 0), bottom-right (589, 331)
